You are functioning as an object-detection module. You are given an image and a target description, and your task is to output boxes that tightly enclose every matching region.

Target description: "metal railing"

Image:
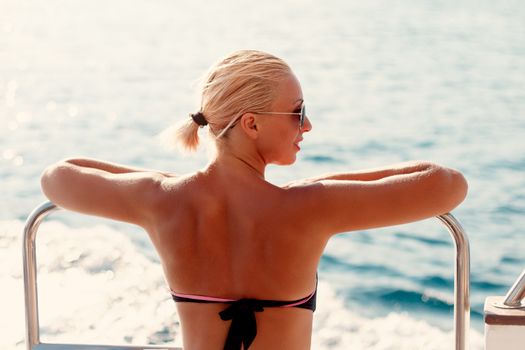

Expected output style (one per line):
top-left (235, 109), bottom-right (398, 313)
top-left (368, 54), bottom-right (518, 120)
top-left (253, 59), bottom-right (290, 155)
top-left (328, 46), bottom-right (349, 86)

top-left (500, 269), bottom-right (525, 309)
top-left (22, 201), bottom-right (181, 350)
top-left (23, 201), bottom-right (471, 350)
top-left (437, 214), bottom-right (470, 350)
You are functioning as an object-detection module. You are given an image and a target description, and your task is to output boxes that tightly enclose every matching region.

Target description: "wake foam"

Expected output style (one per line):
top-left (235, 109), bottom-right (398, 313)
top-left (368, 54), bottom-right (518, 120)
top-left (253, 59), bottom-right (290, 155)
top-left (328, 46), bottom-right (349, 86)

top-left (2, 220), bottom-right (483, 349)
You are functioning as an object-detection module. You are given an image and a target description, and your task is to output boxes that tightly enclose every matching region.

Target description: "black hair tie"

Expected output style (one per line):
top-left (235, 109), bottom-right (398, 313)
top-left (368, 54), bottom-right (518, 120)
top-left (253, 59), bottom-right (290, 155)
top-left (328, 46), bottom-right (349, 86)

top-left (190, 111), bottom-right (208, 127)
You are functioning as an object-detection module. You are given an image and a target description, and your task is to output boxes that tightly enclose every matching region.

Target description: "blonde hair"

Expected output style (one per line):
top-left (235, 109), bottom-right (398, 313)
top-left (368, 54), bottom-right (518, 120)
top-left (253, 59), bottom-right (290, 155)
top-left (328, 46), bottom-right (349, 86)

top-left (172, 50), bottom-right (292, 152)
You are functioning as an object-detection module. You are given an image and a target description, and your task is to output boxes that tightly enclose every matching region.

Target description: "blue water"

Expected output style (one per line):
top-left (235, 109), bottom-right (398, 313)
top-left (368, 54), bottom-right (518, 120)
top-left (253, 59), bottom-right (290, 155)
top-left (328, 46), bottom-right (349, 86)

top-left (2, 0), bottom-right (525, 346)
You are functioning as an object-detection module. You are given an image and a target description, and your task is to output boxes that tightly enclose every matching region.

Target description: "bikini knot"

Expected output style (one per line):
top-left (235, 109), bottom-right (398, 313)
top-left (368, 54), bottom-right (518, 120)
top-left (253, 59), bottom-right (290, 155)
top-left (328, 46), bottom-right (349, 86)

top-left (219, 299), bottom-right (264, 350)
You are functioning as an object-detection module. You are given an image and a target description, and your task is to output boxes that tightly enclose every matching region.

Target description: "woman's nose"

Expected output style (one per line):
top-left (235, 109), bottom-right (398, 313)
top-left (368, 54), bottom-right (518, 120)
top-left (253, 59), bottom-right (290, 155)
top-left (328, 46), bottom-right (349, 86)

top-left (302, 115), bottom-right (312, 132)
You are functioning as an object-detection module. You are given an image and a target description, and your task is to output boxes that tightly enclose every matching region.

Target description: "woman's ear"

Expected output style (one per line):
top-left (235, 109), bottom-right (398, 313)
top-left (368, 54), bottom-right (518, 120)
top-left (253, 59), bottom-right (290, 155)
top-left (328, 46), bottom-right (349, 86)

top-left (239, 113), bottom-right (259, 139)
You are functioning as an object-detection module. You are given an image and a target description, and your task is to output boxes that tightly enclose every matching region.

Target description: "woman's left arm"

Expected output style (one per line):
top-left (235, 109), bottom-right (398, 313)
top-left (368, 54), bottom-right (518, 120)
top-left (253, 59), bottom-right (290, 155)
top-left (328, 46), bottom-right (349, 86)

top-left (40, 157), bottom-right (170, 227)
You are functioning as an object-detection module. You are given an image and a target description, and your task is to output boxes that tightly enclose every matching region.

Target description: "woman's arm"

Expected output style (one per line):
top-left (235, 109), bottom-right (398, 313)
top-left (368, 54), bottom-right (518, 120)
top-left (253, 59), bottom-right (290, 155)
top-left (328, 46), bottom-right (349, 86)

top-left (40, 158), bottom-right (171, 227)
top-left (285, 161), bottom-right (468, 235)
top-left (63, 157), bottom-right (176, 176)
top-left (283, 161), bottom-right (438, 186)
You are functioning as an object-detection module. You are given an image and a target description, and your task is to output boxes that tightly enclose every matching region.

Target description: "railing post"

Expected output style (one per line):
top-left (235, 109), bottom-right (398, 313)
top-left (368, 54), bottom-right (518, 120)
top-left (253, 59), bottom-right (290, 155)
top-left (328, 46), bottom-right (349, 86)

top-left (23, 201), bottom-right (59, 350)
top-left (502, 269), bottom-right (525, 308)
top-left (22, 201), bottom-right (181, 350)
top-left (437, 213), bottom-right (470, 350)
top-left (484, 269), bottom-right (525, 350)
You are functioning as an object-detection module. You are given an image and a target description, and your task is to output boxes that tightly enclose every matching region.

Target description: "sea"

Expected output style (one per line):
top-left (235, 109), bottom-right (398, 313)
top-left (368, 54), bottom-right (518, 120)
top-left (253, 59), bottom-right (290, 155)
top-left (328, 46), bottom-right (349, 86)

top-left (2, 0), bottom-right (524, 349)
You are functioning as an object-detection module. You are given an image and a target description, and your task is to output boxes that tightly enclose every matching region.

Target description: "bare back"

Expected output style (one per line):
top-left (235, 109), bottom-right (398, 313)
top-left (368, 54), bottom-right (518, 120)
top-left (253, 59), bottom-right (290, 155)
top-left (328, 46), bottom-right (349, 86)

top-left (146, 169), bottom-right (325, 350)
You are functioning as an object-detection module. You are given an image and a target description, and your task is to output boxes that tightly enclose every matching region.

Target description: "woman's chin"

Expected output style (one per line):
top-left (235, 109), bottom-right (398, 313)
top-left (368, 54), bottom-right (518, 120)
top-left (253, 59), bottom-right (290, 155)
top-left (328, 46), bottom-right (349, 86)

top-left (273, 154), bottom-right (297, 166)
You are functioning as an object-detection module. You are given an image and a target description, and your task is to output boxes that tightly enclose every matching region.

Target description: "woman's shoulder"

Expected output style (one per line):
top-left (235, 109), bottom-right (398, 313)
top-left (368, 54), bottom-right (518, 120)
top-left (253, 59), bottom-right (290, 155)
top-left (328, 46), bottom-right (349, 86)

top-left (157, 170), bottom-right (205, 190)
top-left (155, 170), bottom-right (218, 208)
top-left (279, 178), bottom-right (325, 198)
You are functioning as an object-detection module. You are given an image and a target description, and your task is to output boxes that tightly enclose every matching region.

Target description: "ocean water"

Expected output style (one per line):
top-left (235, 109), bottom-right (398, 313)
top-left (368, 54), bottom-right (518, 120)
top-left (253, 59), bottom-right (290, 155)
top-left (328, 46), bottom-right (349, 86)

top-left (2, 0), bottom-right (524, 349)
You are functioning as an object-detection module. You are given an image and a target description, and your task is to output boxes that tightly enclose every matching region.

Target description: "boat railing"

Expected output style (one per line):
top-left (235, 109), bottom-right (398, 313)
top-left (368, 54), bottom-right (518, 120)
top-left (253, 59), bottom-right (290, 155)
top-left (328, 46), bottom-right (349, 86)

top-left (22, 201), bottom-right (181, 350)
top-left (436, 214), bottom-right (470, 350)
top-left (23, 201), bottom-right (471, 350)
top-left (502, 269), bottom-right (525, 308)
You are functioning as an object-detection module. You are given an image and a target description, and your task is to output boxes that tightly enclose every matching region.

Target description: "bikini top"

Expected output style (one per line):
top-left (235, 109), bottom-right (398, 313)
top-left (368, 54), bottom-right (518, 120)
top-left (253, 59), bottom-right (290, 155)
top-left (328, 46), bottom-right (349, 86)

top-left (171, 278), bottom-right (317, 350)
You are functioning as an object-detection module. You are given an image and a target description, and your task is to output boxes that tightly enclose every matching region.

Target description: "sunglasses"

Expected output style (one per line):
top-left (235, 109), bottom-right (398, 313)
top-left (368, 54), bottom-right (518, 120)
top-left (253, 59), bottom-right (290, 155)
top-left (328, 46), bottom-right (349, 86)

top-left (253, 104), bottom-right (306, 128)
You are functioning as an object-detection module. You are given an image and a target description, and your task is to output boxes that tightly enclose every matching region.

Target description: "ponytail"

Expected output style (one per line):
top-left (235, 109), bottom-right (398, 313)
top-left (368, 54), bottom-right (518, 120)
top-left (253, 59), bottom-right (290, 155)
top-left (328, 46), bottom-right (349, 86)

top-left (171, 117), bottom-right (201, 152)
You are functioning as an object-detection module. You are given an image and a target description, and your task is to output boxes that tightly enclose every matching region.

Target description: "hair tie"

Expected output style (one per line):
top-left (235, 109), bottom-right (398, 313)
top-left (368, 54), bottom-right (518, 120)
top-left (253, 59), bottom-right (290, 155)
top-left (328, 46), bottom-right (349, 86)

top-left (190, 111), bottom-right (208, 127)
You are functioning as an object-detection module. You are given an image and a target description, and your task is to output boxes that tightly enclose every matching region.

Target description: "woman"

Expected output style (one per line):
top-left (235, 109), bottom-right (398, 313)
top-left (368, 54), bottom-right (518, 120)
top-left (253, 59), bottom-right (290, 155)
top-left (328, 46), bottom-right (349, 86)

top-left (40, 50), bottom-right (468, 350)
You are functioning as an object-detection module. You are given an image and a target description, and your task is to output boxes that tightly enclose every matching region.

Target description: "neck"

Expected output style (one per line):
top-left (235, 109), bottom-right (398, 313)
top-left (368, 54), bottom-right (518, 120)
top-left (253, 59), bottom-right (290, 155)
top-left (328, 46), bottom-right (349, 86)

top-left (210, 146), bottom-right (267, 180)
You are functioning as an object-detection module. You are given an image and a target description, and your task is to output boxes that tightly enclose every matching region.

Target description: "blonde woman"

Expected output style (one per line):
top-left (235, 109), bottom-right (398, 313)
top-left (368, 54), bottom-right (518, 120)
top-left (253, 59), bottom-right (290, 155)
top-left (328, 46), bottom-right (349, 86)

top-left (41, 50), bottom-right (468, 350)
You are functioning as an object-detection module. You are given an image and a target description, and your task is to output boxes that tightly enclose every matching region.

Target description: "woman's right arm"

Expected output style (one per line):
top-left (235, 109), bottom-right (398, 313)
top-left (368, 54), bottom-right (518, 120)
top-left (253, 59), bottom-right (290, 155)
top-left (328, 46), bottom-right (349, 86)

top-left (284, 161), bottom-right (441, 184)
top-left (286, 161), bottom-right (468, 235)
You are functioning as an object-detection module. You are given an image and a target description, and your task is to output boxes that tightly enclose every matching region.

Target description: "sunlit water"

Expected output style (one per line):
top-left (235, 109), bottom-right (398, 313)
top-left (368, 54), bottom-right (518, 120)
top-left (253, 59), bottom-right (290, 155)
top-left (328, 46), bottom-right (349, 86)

top-left (2, 0), bottom-right (524, 349)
